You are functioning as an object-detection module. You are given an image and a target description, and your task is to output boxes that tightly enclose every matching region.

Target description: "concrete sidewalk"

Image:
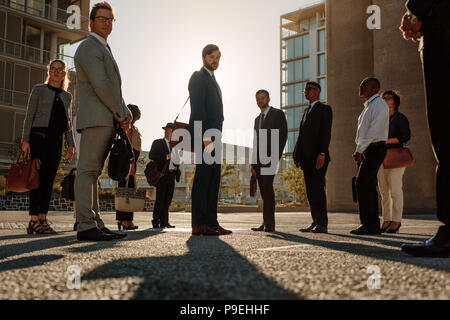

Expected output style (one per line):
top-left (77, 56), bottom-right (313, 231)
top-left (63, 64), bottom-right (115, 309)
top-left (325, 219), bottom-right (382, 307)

top-left (0, 211), bottom-right (448, 300)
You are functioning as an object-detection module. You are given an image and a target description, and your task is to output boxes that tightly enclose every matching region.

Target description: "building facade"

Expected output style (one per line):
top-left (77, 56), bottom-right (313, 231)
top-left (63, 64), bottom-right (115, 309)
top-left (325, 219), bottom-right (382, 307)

top-left (0, 0), bottom-right (90, 194)
top-left (282, 0), bottom-right (436, 213)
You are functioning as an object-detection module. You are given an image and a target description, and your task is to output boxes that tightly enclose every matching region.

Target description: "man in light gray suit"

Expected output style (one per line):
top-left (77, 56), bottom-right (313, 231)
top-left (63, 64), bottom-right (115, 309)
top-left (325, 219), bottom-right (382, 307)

top-left (74, 1), bottom-right (131, 241)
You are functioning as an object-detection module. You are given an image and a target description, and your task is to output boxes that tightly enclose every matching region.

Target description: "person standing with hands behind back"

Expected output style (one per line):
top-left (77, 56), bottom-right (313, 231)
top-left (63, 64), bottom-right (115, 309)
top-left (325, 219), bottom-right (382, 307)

top-left (21, 59), bottom-right (75, 235)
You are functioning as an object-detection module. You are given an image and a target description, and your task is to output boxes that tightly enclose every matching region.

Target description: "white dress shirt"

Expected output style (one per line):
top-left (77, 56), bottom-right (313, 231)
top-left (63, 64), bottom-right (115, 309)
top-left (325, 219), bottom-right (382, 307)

top-left (90, 32), bottom-right (112, 56)
top-left (355, 94), bottom-right (389, 153)
top-left (164, 138), bottom-right (177, 170)
top-left (259, 106), bottom-right (272, 129)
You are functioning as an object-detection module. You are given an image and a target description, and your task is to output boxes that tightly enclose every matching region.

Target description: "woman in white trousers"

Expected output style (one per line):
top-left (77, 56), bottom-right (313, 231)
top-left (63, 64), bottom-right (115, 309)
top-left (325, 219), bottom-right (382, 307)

top-left (378, 91), bottom-right (411, 233)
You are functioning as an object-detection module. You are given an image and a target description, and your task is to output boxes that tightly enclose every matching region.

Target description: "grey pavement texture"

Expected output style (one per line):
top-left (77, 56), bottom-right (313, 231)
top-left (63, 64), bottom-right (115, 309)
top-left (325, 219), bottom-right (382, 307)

top-left (0, 211), bottom-right (449, 300)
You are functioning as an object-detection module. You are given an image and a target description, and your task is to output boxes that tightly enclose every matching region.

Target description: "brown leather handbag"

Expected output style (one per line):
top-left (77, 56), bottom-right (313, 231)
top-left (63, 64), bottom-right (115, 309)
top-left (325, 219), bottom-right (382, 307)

top-left (383, 147), bottom-right (414, 169)
top-left (7, 152), bottom-right (40, 193)
top-left (144, 160), bottom-right (169, 187)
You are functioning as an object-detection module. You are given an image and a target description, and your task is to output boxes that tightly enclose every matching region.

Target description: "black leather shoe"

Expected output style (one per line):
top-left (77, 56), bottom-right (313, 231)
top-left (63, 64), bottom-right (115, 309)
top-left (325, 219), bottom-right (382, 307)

top-left (160, 224), bottom-right (176, 229)
top-left (401, 227), bottom-right (450, 257)
top-left (251, 225), bottom-right (265, 232)
top-left (77, 228), bottom-right (116, 241)
top-left (312, 225), bottom-right (328, 234)
top-left (350, 225), bottom-right (381, 235)
top-left (300, 222), bottom-right (317, 233)
top-left (101, 227), bottom-right (127, 239)
top-left (152, 220), bottom-right (160, 229)
top-left (264, 225), bottom-right (275, 232)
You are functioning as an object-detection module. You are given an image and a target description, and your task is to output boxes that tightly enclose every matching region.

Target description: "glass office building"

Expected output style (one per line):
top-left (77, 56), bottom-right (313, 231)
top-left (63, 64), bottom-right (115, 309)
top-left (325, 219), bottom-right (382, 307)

top-left (280, 1), bottom-right (326, 156)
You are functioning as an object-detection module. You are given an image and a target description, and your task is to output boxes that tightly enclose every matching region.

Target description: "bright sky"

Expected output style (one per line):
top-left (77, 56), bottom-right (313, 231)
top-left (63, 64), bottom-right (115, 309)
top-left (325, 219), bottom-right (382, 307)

top-left (73, 0), bottom-right (315, 151)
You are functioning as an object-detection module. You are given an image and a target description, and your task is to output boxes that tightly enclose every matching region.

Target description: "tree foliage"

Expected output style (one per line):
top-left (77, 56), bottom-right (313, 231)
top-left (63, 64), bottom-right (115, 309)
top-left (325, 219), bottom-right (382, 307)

top-left (279, 165), bottom-right (307, 203)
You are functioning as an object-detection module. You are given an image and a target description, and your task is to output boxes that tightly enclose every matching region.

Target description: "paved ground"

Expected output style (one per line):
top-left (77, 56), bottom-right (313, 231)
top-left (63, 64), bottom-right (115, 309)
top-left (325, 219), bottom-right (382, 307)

top-left (0, 211), bottom-right (449, 300)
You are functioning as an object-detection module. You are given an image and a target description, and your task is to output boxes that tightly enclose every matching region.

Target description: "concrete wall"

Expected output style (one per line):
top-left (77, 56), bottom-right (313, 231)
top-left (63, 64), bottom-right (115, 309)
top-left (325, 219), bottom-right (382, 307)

top-left (325, 0), bottom-right (436, 213)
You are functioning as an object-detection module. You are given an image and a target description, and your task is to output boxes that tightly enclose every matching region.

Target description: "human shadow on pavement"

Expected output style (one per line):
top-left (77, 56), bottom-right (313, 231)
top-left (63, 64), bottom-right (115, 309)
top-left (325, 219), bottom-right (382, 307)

top-left (0, 235), bottom-right (77, 261)
top-left (82, 235), bottom-right (300, 300)
top-left (268, 232), bottom-right (450, 272)
top-left (326, 232), bottom-right (431, 247)
top-left (0, 254), bottom-right (64, 272)
top-left (68, 229), bottom-right (163, 253)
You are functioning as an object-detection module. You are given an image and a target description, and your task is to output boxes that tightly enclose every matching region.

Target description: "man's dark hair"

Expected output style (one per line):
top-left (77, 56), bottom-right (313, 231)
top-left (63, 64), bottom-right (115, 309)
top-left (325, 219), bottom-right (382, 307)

top-left (364, 77), bottom-right (381, 91)
top-left (90, 1), bottom-right (114, 21)
top-left (202, 44), bottom-right (220, 58)
top-left (306, 81), bottom-right (321, 91)
top-left (256, 89), bottom-right (270, 98)
top-left (382, 90), bottom-right (401, 112)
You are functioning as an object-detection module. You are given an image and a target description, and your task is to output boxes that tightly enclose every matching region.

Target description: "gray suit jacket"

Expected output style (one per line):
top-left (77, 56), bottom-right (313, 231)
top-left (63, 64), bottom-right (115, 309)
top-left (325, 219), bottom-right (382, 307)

top-left (74, 34), bottom-right (129, 132)
top-left (22, 84), bottom-right (75, 147)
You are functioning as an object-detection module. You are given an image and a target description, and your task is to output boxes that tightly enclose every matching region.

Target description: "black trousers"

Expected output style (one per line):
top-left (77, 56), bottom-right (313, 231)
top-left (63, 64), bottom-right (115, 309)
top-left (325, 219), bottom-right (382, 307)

top-left (356, 143), bottom-right (386, 229)
top-left (302, 161), bottom-right (329, 227)
top-left (422, 2), bottom-right (450, 234)
top-left (191, 163), bottom-right (221, 228)
top-left (29, 129), bottom-right (62, 216)
top-left (256, 167), bottom-right (275, 226)
top-left (153, 171), bottom-right (176, 226)
top-left (116, 149), bottom-right (140, 221)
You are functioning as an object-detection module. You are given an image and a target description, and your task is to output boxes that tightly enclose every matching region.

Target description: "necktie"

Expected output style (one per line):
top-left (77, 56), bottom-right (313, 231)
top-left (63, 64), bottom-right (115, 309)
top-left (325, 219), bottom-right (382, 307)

top-left (212, 74), bottom-right (216, 81)
top-left (106, 44), bottom-right (112, 54)
top-left (260, 113), bottom-right (265, 129)
top-left (303, 105), bottom-right (312, 124)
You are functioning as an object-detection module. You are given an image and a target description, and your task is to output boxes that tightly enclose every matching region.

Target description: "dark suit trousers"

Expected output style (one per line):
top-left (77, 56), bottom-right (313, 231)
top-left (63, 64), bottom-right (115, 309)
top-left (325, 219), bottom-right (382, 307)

top-left (191, 163), bottom-right (221, 228)
top-left (256, 169), bottom-right (275, 226)
top-left (356, 144), bottom-right (386, 229)
top-left (422, 2), bottom-right (450, 234)
top-left (29, 129), bottom-right (62, 216)
top-left (153, 172), bottom-right (176, 225)
top-left (302, 162), bottom-right (329, 227)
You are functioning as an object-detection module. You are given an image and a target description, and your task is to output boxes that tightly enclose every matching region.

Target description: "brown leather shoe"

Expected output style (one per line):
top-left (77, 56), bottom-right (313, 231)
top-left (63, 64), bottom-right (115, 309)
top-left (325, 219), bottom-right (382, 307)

top-left (192, 225), bottom-right (220, 236)
top-left (161, 224), bottom-right (176, 229)
top-left (215, 225), bottom-right (232, 235)
top-left (312, 225), bottom-right (328, 234)
top-left (251, 225), bottom-right (265, 232)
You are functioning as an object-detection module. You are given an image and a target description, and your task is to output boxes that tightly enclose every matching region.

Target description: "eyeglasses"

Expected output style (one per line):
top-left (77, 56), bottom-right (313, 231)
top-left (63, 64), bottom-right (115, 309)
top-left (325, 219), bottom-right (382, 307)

top-left (94, 16), bottom-right (116, 24)
top-left (49, 68), bottom-right (66, 73)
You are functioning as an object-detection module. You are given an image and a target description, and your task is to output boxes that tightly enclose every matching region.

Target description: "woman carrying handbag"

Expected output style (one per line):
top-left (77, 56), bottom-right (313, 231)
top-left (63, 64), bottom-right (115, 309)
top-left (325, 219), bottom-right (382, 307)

top-left (21, 59), bottom-right (75, 234)
top-left (378, 91), bottom-right (412, 234)
top-left (116, 104), bottom-right (142, 230)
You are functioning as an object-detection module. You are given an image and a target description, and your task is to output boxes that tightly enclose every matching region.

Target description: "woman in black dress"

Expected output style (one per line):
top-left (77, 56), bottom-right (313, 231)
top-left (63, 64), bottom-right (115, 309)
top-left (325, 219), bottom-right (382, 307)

top-left (21, 59), bottom-right (75, 234)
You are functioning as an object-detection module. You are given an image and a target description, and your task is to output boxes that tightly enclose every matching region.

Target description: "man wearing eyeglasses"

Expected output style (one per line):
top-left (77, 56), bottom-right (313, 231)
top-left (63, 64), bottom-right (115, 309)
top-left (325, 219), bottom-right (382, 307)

top-left (293, 82), bottom-right (333, 234)
top-left (74, 1), bottom-right (131, 241)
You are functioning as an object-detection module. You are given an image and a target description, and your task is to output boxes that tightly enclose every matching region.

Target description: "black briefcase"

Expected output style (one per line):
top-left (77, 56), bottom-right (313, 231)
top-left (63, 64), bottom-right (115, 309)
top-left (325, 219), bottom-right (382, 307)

top-left (61, 168), bottom-right (76, 201)
top-left (250, 174), bottom-right (258, 197)
top-left (108, 128), bottom-right (134, 182)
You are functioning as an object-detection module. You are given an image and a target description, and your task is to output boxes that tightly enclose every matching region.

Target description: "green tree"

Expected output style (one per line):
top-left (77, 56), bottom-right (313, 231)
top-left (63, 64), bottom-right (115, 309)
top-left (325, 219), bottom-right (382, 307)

top-left (279, 165), bottom-right (307, 204)
top-left (219, 161), bottom-right (236, 200)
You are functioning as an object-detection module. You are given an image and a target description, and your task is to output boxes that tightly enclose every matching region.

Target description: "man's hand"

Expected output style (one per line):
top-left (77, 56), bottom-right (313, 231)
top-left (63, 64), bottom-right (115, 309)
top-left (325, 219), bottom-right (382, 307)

top-left (353, 152), bottom-right (365, 163)
top-left (21, 141), bottom-right (30, 154)
top-left (120, 114), bottom-right (132, 131)
top-left (65, 146), bottom-right (75, 161)
top-left (400, 12), bottom-right (422, 42)
top-left (316, 154), bottom-right (325, 169)
top-left (167, 153), bottom-right (172, 160)
top-left (251, 165), bottom-right (256, 176)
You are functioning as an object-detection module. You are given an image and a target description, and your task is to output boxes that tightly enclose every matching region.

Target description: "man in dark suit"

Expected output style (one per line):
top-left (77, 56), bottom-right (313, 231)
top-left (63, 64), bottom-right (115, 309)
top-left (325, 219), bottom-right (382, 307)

top-left (251, 90), bottom-right (288, 232)
top-left (188, 44), bottom-right (232, 236)
top-left (293, 82), bottom-right (333, 234)
top-left (400, 0), bottom-right (450, 257)
top-left (149, 123), bottom-right (181, 229)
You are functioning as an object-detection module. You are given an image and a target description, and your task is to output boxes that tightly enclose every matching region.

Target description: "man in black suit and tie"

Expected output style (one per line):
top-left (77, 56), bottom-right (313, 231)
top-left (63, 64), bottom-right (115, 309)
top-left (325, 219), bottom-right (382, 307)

top-left (189, 44), bottom-right (232, 236)
top-left (149, 123), bottom-right (181, 229)
top-left (400, 0), bottom-right (450, 257)
top-left (251, 90), bottom-right (288, 232)
top-left (293, 81), bottom-right (333, 234)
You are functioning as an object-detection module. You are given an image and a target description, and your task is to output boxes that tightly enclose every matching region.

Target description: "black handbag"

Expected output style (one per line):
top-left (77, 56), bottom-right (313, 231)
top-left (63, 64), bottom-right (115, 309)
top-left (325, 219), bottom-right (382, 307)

top-left (61, 168), bottom-right (76, 201)
top-left (108, 128), bottom-right (134, 182)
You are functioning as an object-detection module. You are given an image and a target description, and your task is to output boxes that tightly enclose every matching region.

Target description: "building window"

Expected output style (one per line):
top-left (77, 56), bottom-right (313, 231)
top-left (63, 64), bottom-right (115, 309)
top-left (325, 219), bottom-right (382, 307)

top-left (318, 29), bottom-right (326, 52)
top-left (287, 131), bottom-right (299, 154)
top-left (319, 78), bottom-right (326, 101)
top-left (318, 53), bottom-right (326, 76)
top-left (286, 107), bottom-right (305, 130)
